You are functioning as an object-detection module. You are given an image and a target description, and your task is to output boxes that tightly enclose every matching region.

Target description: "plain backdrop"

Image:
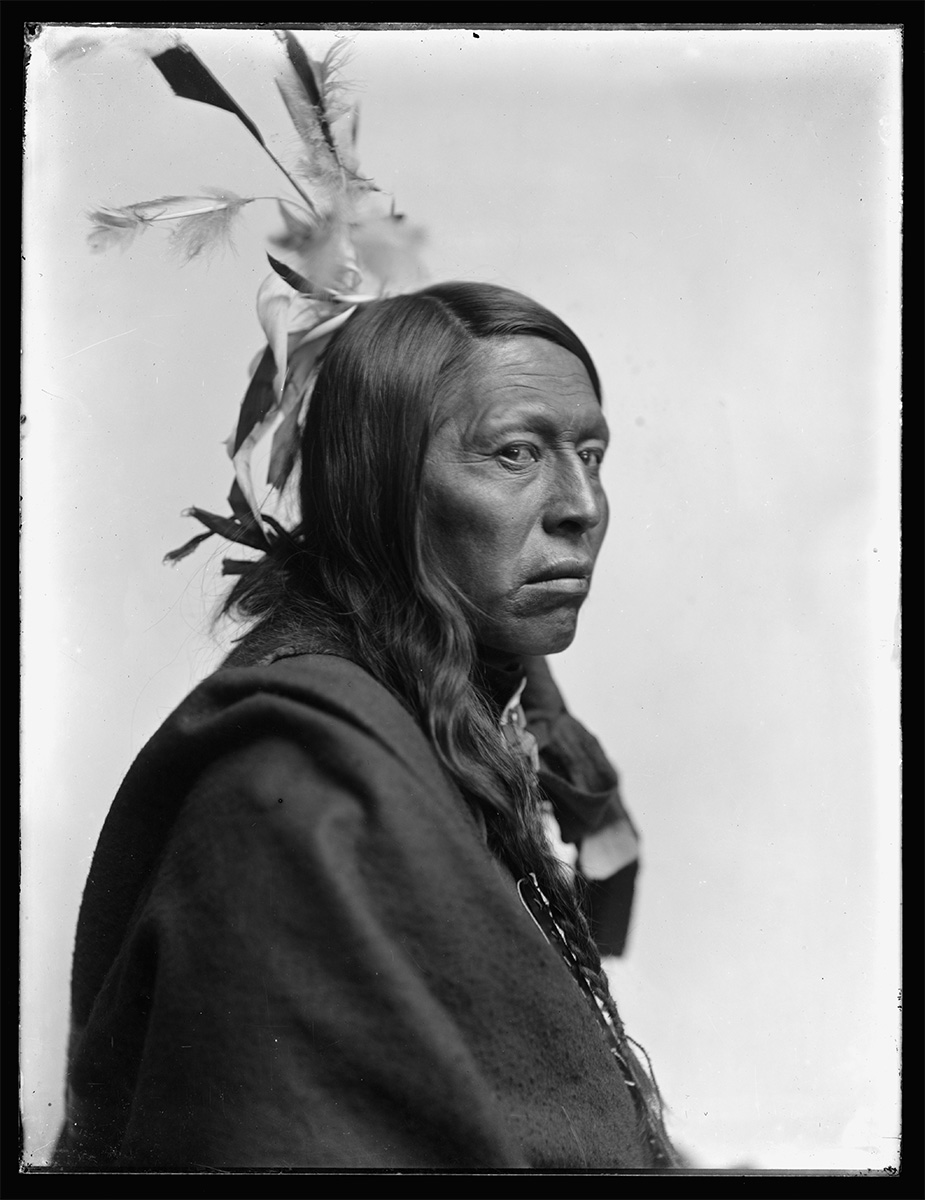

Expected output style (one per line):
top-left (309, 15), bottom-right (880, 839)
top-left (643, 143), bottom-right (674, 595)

top-left (22, 25), bottom-right (901, 1171)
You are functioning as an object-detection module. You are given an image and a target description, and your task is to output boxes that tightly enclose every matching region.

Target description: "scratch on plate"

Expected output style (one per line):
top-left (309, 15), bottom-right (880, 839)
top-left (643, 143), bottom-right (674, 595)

top-left (62, 328), bottom-right (139, 360)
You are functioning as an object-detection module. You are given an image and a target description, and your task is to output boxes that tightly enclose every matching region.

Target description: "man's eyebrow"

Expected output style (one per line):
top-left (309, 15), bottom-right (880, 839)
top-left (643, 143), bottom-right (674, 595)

top-left (475, 406), bottom-right (610, 441)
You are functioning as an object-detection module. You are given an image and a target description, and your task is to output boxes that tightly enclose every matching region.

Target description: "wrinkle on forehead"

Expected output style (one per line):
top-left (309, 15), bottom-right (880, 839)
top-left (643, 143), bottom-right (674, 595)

top-left (433, 335), bottom-right (601, 436)
top-left (476, 336), bottom-right (594, 388)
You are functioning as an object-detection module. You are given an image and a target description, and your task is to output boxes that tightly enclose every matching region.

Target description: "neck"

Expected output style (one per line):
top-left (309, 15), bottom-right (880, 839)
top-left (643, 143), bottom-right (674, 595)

top-left (474, 645), bottom-right (524, 714)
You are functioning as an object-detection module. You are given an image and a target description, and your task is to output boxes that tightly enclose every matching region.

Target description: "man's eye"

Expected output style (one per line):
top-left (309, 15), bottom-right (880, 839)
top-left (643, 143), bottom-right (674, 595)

top-left (499, 443), bottom-right (538, 464)
top-left (579, 447), bottom-right (605, 467)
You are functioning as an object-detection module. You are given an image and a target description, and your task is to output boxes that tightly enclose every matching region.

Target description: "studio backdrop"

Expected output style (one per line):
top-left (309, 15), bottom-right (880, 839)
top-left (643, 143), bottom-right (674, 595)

top-left (22, 24), bottom-right (901, 1170)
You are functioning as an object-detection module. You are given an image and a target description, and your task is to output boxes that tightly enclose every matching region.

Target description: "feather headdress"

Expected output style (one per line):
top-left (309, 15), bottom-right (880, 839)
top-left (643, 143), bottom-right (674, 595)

top-left (66, 31), bottom-right (425, 569)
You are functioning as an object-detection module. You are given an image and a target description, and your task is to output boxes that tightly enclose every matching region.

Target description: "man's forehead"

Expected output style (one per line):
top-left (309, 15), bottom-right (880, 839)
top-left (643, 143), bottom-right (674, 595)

top-left (475, 336), bottom-right (594, 389)
top-left (449, 337), bottom-right (604, 433)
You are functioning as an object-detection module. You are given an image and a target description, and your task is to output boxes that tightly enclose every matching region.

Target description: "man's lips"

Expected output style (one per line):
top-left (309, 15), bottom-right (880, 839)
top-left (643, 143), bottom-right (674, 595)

top-left (525, 561), bottom-right (593, 584)
top-left (523, 578), bottom-right (590, 595)
top-left (521, 562), bottom-right (593, 595)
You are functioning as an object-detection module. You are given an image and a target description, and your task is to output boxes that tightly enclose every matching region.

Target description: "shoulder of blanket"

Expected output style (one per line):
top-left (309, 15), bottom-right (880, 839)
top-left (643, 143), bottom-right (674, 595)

top-left (70, 653), bottom-right (490, 1038)
top-left (203, 651), bottom-right (414, 740)
top-left (130, 651), bottom-right (448, 800)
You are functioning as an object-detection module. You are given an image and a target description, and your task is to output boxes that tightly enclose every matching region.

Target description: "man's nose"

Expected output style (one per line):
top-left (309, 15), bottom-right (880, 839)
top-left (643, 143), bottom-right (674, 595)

top-left (542, 454), bottom-right (606, 535)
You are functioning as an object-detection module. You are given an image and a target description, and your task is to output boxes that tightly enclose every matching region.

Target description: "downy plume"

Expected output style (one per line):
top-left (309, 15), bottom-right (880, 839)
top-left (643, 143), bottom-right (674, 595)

top-left (167, 189), bottom-right (251, 260)
top-left (352, 214), bottom-right (427, 292)
top-left (312, 40), bottom-right (355, 125)
top-left (87, 193), bottom-right (253, 258)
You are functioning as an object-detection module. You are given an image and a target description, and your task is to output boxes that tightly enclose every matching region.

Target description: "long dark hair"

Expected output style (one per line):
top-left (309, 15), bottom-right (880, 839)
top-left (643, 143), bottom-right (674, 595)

top-left (223, 282), bottom-right (677, 1164)
top-left (225, 282), bottom-right (601, 815)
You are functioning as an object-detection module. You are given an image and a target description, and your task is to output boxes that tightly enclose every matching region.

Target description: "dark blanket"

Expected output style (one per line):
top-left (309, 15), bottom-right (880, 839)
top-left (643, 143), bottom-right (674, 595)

top-left (54, 652), bottom-right (653, 1170)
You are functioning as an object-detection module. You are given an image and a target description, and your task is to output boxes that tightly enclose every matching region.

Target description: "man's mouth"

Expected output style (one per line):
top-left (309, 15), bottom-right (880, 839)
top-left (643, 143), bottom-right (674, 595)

top-left (525, 560), bottom-right (593, 584)
top-left (522, 561), bottom-right (593, 595)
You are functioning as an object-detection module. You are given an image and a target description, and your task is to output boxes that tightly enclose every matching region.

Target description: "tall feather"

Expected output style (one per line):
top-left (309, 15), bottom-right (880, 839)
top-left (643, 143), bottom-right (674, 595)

top-left (150, 41), bottom-right (318, 216)
top-left (275, 78), bottom-right (342, 192)
top-left (150, 44), bottom-right (267, 146)
top-left (278, 31), bottom-right (340, 162)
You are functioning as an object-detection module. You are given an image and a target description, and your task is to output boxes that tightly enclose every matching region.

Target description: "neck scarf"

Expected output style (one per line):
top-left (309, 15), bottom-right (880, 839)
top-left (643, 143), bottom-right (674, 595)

top-left (476, 653), bottom-right (641, 957)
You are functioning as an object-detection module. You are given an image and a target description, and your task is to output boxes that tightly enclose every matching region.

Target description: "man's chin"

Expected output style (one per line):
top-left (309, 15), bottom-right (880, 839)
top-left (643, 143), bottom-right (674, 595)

top-left (533, 625), bottom-right (579, 656)
top-left (480, 611), bottom-right (580, 658)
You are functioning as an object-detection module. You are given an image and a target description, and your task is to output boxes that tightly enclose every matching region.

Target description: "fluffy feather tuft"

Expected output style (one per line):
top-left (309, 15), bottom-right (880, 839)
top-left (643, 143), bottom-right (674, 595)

top-left (313, 39), bottom-right (356, 125)
top-left (87, 193), bottom-right (252, 259)
top-left (167, 189), bottom-right (251, 261)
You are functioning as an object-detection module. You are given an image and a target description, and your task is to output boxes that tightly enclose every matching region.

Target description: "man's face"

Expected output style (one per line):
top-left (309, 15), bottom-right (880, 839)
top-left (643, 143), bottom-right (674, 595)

top-left (423, 335), bottom-right (609, 659)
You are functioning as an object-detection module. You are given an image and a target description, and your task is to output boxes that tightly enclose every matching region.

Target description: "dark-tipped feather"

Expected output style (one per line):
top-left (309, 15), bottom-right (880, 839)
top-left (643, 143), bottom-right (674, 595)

top-left (163, 529), bottom-right (214, 565)
top-left (266, 252), bottom-right (342, 301)
top-left (188, 507), bottom-right (269, 548)
top-left (267, 253), bottom-right (314, 295)
top-left (165, 506), bottom-right (273, 564)
top-left (151, 44), bottom-right (266, 147)
top-left (220, 558), bottom-right (256, 576)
